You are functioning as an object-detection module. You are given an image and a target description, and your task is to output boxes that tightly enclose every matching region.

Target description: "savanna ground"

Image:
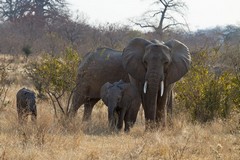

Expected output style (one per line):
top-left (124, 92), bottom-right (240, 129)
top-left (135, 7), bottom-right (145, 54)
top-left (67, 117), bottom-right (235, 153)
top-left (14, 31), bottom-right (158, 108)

top-left (1, 55), bottom-right (240, 160)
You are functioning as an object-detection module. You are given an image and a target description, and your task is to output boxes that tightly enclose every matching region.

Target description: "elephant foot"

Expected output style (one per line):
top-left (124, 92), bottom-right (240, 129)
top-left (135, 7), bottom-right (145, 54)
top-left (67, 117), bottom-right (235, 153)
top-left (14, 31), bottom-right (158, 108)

top-left (124, 127), bottom-right (130, 133)
top-left (145, 120), bottom-right (158, 131)
top-left (82, 113), bottom-right (91, 121)
top-left (108, 126), bottom-right (119, 134)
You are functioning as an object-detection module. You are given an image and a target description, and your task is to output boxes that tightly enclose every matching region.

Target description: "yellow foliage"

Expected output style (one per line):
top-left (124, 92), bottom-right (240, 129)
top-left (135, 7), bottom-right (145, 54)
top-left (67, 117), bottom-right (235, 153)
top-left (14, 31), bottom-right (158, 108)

top-left (26, 47), bottom-right (80, 96)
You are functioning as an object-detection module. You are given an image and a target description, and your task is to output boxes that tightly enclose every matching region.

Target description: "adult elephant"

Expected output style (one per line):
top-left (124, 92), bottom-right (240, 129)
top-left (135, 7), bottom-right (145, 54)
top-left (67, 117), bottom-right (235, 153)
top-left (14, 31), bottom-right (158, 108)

top-left (122, 37), bottom-right (191, 129)
top-left (68, 48), bottom-right (129, 121)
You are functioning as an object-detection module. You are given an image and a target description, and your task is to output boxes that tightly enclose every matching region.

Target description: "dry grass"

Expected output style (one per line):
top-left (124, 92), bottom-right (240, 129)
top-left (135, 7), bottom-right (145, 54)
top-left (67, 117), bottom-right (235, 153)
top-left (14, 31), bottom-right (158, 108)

top-left (1, 55), bottom-right (240, 160)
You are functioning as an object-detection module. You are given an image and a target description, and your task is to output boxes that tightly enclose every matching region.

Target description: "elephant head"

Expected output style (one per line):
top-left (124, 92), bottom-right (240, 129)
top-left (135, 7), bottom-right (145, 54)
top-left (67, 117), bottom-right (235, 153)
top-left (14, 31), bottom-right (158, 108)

top-left (18, 88), bottom-right (37, 115)
top-left (100, 80), bottom-right (125, 130)
top-left (122, 37), bottom-right (191, 123)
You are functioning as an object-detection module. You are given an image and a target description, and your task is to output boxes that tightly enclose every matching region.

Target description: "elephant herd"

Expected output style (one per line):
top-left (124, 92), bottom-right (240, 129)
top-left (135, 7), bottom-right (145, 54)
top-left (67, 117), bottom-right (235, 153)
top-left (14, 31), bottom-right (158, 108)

top-left (17, 37), bottom-right (191, 132)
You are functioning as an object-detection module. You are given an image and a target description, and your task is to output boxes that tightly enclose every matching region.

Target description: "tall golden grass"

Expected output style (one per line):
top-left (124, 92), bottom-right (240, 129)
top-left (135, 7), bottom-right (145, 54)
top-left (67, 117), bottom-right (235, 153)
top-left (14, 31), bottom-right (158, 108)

top-left (1, 55), bottom-right (240, 160)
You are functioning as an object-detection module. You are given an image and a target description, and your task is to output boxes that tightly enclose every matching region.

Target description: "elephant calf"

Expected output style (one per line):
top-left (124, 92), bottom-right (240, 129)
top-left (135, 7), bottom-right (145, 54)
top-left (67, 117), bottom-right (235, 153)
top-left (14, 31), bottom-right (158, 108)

top-left (100, 80), bottom-right (141, 132)
top-left (16, 88), bottom-right (37, 124)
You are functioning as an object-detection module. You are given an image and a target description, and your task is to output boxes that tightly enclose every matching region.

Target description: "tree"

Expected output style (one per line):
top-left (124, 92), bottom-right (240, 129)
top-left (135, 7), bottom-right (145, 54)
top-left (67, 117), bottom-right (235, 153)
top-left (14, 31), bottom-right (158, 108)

top-left (0, 0), bottom-right (31, 22)
top-left (0, 0), bottom-right (67, 23)
top-left (132, 0), bottom-right (188, 38)
top-left (26, 48), bottom-right (80, 118)
top-left (33, 0), bottom-right (67, 23)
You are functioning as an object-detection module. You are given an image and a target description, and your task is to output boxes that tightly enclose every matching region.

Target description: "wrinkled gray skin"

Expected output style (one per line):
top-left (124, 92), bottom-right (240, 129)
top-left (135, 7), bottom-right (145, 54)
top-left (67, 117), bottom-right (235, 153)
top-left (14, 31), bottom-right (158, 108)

top-left (122, 38), bottom-right (191, 129)
top-left (100, 80), bottom-right (141, 132)
top-left (16, 88), bottom-right (37, 124)
top-left (68, 48), bottom-right (129, 121)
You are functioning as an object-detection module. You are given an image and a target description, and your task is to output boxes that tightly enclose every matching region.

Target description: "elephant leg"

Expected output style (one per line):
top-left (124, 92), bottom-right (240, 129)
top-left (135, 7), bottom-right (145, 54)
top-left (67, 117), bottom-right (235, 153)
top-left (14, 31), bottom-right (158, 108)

top-left (31, 111), bottom-right (37, 124)
top-left (18, 113), bottom-right (24, 125)
top-left (18, 110), bottom-right (26, 125)
top-left (68, 84), bottom-right (87, 117)
top-left (21, 113), bottom-right (28, 125)
top-left (156, 86), bottom-right (170, 127)
top-left (124, 110), bottom-right (131, 132)
top-left (117, 108), bottom-right (126, 130)
top-left (31, 115), bottom-right (37, 124)
top-left (167, 84), bottom-right (174, 116)
top-left (82, 98), bottom-right (99, 121)
top-left (129, 100), bottom-right (141, 127)
top-left (68, 95), bottom-right (85, 118)
top-left (167, 90), bottom-right (173, 116)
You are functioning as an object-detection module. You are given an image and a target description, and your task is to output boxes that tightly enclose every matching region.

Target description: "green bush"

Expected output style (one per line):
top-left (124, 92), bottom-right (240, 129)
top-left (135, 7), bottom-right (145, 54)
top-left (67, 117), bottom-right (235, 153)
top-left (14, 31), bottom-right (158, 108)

top-left (175, 51), bottom-right (235, 122)
top-left (231, 75), bottom-right (240, 110)
top-left (26, 48), bottom-right (80, 117)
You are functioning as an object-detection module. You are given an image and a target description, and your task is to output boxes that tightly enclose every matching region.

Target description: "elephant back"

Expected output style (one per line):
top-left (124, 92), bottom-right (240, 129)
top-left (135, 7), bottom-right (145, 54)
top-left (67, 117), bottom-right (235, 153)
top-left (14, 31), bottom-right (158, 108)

top-left (77, 48), bottom-right (129, 98)
top-left (17, 88), bottom-right (36, 99)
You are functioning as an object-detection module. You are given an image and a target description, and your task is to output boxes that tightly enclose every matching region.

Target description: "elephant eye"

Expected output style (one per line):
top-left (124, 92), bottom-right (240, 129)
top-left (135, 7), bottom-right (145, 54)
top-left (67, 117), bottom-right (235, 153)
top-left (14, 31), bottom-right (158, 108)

top-left (143, 60), bottom-right (147, 67)
top-left (117, 96), bottom-right (121, 102)
top-left (164, 60), bottom-right (170, 66)
top-left (164, 61), bottom-right (170, 72)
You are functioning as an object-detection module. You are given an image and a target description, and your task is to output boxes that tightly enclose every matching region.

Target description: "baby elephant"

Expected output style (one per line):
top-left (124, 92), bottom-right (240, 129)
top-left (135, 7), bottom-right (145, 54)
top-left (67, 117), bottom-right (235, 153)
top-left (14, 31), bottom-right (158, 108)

top-left (16, 88), bottom-right (37, 124)
top-left (100, 80), bottom-right (141, 132)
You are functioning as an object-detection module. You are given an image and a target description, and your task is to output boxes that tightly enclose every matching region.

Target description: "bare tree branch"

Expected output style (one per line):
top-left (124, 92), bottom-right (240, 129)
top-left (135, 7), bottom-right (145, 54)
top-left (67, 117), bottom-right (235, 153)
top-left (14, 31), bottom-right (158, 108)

top-left (131, 0), bottom-right (188, 37)
top-left (0, 0), bottom-right (68, 23)
top-left (133, 22), bottom-right (157, 30)
top-left (66, 86), bottom-right (76, 113)
top-left (47, 92), bottom-right (58, 118)
top-left (52, 93), bottom-right (65, 115)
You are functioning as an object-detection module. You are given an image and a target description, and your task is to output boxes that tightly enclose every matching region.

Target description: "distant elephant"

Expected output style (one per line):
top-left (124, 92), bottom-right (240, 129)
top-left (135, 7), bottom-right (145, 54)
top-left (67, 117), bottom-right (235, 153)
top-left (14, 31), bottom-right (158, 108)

top-left (100, 80), bottom-right (141, 132)
top-left (122, 37), bottom-right (191, 129)
top-left (16, 88), bottom-right (37, 124)
top-left (68, 48), bottom-right (129, 121)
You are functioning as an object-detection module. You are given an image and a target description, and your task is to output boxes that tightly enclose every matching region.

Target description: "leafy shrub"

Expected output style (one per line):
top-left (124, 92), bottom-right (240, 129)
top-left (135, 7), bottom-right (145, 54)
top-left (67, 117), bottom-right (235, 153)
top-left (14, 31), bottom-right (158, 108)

top-left (175, 51), bottom-right (234, 122)
top-left (26, 48), bottom-right (80, 117)
top-left (231, 75), bottom-right (240, 111)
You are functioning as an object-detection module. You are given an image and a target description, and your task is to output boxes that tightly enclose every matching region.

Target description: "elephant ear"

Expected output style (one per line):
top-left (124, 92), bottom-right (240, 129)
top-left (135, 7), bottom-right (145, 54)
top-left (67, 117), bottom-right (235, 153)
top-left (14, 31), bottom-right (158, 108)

top-left (122, 38), bottom-right (152, 81)
top-left (113, 79), bottom-right (125, 86)
top-left (164, 39), bottom-right (191, 85)
top-left (100, 82), bottom-right (112, 105)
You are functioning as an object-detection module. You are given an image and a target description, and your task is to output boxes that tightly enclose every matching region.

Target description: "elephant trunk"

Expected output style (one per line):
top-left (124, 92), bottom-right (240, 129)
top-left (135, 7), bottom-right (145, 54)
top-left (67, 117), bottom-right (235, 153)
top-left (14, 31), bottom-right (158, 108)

top-left (144, 71), bottom-right (164, 129)
top-left (144, 77), bottom-right (160, 120)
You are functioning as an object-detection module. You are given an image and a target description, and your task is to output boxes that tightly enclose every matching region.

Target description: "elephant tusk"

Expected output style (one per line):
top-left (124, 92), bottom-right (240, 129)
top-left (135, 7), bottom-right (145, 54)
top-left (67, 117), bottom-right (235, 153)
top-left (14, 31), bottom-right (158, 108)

top-left (143, 81), bottom-right (148, 94)
top-left (160, 81), bottom-right (164, 97)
